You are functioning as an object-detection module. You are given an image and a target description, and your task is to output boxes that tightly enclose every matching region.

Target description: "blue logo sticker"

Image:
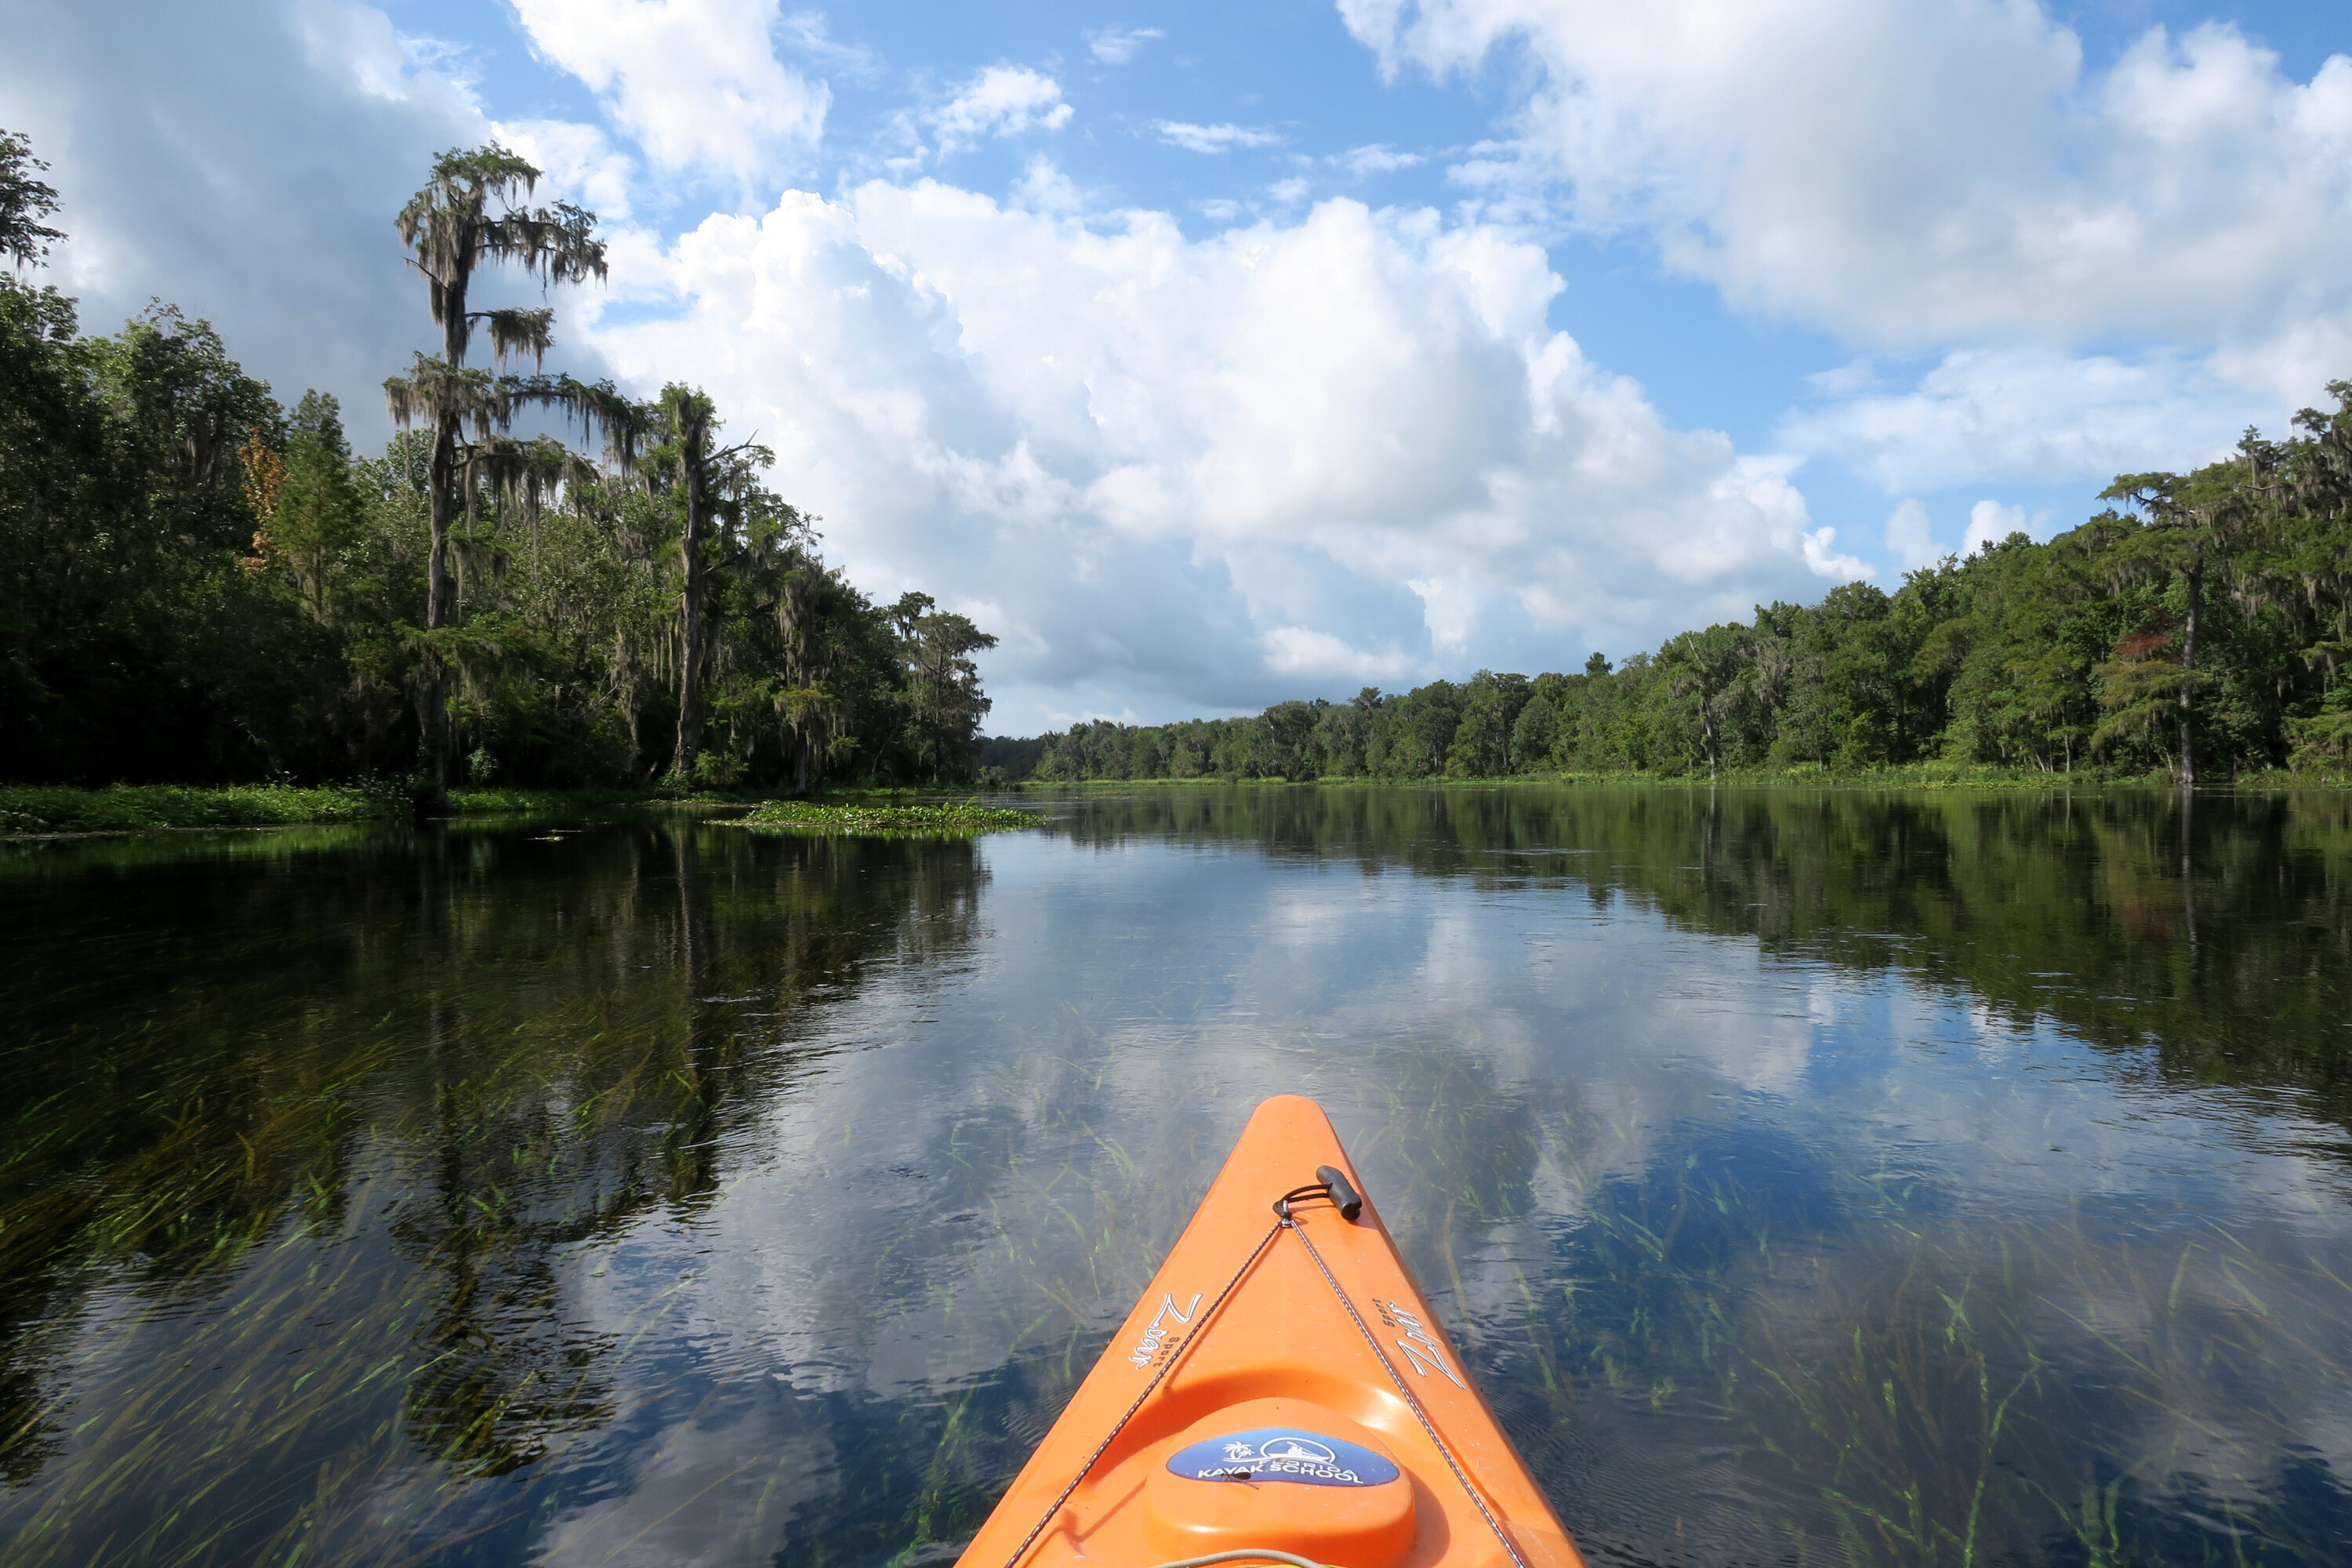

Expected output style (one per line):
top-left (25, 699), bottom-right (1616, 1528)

top-left (1167, 1428), bottom-right (1401, 1487)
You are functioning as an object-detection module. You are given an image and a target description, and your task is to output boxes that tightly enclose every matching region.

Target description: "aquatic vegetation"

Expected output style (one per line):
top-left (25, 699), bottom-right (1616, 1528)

top-left (731, 799), bottom-right (1037, 837)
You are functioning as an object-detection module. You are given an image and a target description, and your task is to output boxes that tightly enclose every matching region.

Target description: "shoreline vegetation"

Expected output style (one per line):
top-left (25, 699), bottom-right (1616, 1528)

top-left (1005, 765), bottom-right (2352, 789)
top-left (0, 782), bottom-right (1009, 837)
top-left (9, 767), bottom-right (2346, 840)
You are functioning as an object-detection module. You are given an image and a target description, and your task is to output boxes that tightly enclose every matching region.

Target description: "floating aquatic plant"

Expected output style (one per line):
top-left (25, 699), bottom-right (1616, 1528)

top-left (729, 800), bottom-right (1037, 837)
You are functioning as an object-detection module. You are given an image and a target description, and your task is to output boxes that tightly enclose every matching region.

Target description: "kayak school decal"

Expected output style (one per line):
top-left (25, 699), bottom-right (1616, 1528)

top-left (1168, 1429), bottom-right (1401, 1487)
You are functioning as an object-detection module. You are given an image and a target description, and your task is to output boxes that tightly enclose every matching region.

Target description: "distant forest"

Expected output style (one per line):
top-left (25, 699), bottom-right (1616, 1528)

top-left (992, 421), bottom-right (2352, 786)
top-left (0, 132), bottom-right (994, 799)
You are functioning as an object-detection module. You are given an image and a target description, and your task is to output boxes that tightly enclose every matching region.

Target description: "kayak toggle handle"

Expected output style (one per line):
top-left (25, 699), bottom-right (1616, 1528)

top-left (1272, 1167), bottom-right (1363, 1222)
top-left (1316, 1165), bottom-right (1364, 1221)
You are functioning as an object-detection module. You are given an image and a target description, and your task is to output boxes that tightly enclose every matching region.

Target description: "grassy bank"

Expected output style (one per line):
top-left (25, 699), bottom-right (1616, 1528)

top-left (0, 782), bottom-right (772, 835)
top-left (0, 782), bottom-right (1020, 837)
top-left (0, 782), bottom-right (412, 835)
top-left (11, 764), bottom-right (2343, 838)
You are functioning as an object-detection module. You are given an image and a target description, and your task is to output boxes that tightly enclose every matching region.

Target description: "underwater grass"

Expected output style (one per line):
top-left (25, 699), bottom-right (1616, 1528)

top-left (1351, 1075), bottom-right (2352, 1568)
top-left (826, 1000), bottom-right (2352, 1568)
top-left (728, 800), bottom-right (1038, 837)
top-left (5, 802), bottom-right (2352, 1566)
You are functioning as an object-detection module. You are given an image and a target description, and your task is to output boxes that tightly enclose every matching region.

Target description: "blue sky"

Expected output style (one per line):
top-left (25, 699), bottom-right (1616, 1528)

top-left (9, 0), bottom-right (2350, 731)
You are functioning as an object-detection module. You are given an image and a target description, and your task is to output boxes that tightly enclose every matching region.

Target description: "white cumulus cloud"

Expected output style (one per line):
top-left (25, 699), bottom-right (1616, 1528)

top-left (1345, 2), bottom-right (2352, 347)
top-left (586, 183), bottom-right (1865, 726)
top-left (1342, 0), bottom-right (2352, 492)
top-left (1262, 626), bottom-right (1424, 684)
top-left (1155, 122), bottom-right (1283, 154)
top-left (1779, 346), bottom-right (2267, 493)
top-left (1088, 27), bottom-right (1165, 65)
top-left (495, 118), bottom-right (641, 223)
top-left (510, 0), bottom-right (827, 185)
top-left (1964, 499), bottom-right (2031, 556)
top-left (930, 67), bottom-right (1074, 155)
top-left (1883, 499), bottom-right (1941, 572)
top-left (1338, 143), bottom-right (1425, 176)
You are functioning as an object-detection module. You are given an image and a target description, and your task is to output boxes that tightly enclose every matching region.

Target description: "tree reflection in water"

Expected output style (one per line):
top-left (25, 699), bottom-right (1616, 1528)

top-left (0, 821), bottom-right (985, 1563)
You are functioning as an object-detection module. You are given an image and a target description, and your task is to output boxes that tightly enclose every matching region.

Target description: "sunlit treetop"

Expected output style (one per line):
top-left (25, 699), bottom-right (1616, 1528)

top-left (394, 143), bottom-right (607, 370)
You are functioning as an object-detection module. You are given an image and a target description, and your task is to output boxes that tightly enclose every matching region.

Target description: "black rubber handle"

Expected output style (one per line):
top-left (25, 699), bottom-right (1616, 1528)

top-left (1316, 1165), bottom-right (1363, 1221)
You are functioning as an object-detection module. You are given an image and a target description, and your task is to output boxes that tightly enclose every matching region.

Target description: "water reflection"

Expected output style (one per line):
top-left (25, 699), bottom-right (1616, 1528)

top-left (1046, 786), bottom-right (2352, 1125)
top-left (0, 822), bottom-right (986, 1563)
top-left (0, 789), bottom-right (2347, 1566)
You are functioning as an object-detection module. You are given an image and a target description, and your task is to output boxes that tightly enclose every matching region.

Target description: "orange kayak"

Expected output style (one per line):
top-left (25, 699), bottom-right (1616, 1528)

top-left (956, 1095), bottom-right (1585, 1568)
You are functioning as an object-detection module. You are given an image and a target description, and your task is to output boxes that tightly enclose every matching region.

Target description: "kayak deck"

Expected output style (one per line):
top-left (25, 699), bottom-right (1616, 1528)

top-left (955, 1096), bottom-right (1584, 1568)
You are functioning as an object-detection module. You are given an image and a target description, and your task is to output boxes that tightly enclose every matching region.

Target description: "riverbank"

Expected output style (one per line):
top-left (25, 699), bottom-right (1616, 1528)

top-left (0, 782), bottom-right (1022, 837)
top-left (0, 782), bottom-right (409, 835)
top-left (0, 782), bottom-right (729, 837)
top-left (1012, 763), bottom-right (2352, 789)
top-left (9, 765), bottom-right (2343, 837)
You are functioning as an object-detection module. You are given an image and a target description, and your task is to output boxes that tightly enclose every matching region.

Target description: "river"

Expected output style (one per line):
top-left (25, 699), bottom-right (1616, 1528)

top-left (2, 786), bottom-right (2347, 1565)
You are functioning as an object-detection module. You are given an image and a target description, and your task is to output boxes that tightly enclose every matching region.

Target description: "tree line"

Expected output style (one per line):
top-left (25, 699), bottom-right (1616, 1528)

top-left (996, 416), bottom-right (2352, 785)
top-left (1, 134), bottom-right (995, 799)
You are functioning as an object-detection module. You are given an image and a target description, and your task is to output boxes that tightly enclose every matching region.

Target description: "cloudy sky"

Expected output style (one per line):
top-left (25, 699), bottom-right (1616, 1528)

top-left (6, 0), bottom-right (2348, 731)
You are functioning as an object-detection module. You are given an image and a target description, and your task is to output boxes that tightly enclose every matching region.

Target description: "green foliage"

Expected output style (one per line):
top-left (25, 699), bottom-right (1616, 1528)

top-left (732, 799), bottom-right (1036, 836)
top-left (0, 782), bottom-right (407, 834)
top-left (891, 592), bottom-right (1000, 781)
top-left (0, 133), bottom-right (993, 796)
top-left (1447, 670), bottom-right (1529, 778)
top-left (0, 129), bottom-right (63, 270)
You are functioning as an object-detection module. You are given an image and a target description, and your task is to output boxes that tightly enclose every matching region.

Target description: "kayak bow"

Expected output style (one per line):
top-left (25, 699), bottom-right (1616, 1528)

top-left (956, 1095), bottom-right (1584, 1568)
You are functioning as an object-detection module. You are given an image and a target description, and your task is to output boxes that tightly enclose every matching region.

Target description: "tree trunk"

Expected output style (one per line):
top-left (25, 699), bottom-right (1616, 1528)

top-left (1700, 689), bottom-right (1719, 780)
top-left (2180, 546), bottom-right (2201, 788)
top-left (416, 409), bottom-right (463, 813)
top-left (671, 405), bottom-right (711, 779)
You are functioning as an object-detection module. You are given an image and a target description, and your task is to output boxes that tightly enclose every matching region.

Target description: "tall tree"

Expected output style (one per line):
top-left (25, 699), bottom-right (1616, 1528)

top-left (385, 144), bottom-right (615, 804)
top-left (2099, 459), bottom-right (2256, 786)
top-left (249, 391), bottom-right (365, 622)
top-left (650, 384), bottom-right (769, 782)
top-left (893, 592), bottom-right (1000, 781)
top-left (390, 144), bottom-right (608, 630)
top-left (1662, 623), bottom-right (1758, 779)
top-left (672, 388), bottom-right (713, 779)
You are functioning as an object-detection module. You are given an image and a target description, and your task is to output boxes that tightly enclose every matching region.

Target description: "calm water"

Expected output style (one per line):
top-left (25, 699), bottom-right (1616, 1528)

top-left (2, 787), bottom-right (2350, 1567)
